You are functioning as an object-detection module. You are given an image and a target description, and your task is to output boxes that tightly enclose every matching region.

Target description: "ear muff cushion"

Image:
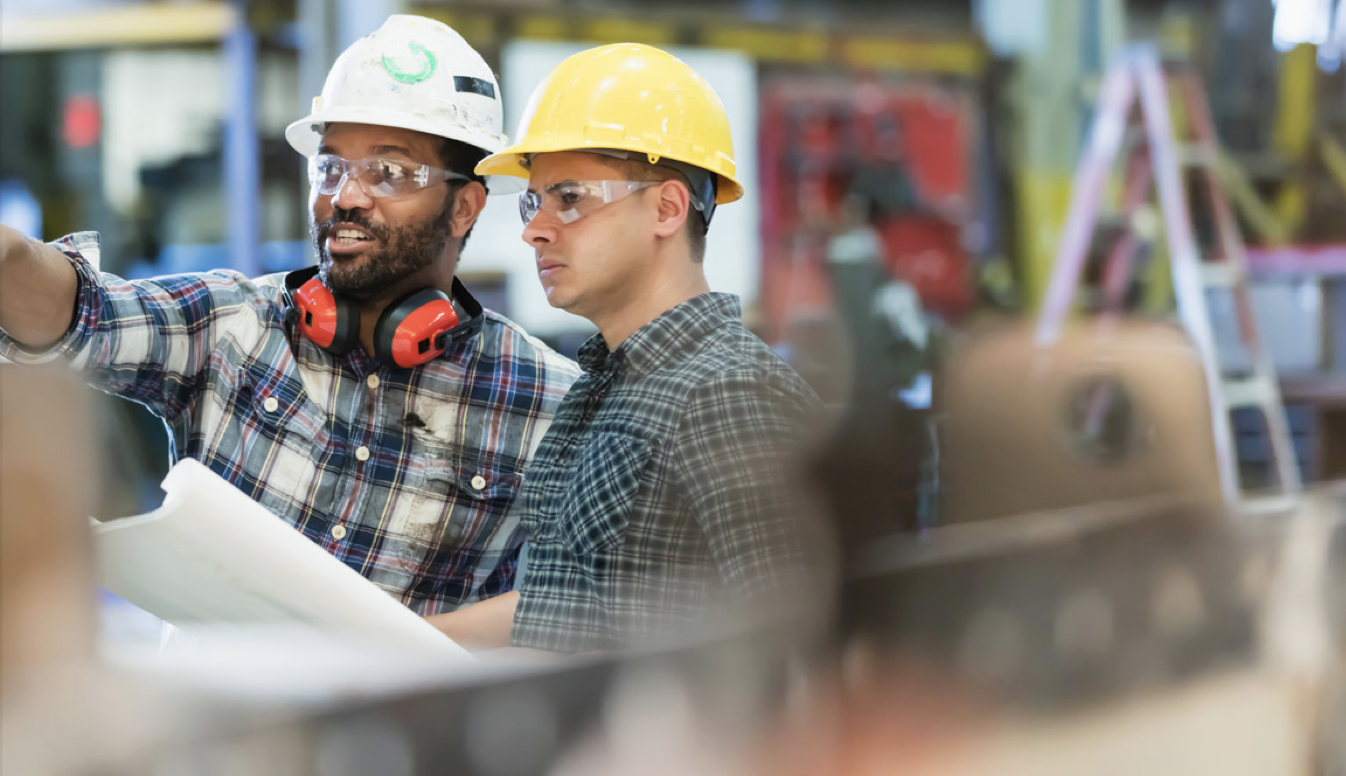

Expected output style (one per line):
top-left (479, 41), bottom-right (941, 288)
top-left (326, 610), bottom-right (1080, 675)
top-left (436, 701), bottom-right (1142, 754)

top-left (294, 278), bottom-right (360, 355)
top-left (373, 288), bottom-right (459, 368)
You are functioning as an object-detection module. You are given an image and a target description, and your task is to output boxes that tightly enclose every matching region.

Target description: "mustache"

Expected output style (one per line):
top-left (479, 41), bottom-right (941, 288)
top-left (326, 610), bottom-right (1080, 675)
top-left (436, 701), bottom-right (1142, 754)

top-left (316, 208), bottom-right (391, 241)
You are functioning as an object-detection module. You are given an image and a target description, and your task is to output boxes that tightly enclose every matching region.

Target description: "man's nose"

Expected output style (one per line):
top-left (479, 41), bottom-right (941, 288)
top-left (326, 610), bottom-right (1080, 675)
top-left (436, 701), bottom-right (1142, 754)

top-left (522, 209), bottom-right (555, 247)
top-left (331, 171), bottom-right (374, 210)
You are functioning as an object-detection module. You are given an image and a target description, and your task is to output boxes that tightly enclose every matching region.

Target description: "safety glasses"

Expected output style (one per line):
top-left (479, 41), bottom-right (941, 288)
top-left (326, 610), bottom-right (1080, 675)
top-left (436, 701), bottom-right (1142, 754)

top-left (518, 180), bottom-right (658, 225)
top-left (308, 154), bottom-right (470, 198)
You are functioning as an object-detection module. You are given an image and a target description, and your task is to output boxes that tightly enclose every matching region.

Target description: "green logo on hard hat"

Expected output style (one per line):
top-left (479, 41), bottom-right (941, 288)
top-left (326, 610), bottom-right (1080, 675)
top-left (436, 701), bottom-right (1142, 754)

top-left (382, 42), bottom-right (436, 84)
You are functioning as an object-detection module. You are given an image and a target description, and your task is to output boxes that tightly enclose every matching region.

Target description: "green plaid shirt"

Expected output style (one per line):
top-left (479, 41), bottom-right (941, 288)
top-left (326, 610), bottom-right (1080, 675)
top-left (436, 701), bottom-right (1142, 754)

top-left (511, 293), bottom-right (826, 652)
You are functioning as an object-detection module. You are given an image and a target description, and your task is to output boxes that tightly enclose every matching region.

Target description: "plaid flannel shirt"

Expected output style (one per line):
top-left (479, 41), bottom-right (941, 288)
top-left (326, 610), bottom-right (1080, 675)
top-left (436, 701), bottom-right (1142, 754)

top-left (510, 292), bottom-right (826, 653)
top-left (0, 233), bottom-right (580, 615)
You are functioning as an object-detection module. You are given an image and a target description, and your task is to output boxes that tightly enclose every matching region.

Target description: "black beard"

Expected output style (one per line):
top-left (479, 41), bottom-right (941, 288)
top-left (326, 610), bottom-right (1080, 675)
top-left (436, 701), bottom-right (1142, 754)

top-left (310, 194), bottom-right (456, 300)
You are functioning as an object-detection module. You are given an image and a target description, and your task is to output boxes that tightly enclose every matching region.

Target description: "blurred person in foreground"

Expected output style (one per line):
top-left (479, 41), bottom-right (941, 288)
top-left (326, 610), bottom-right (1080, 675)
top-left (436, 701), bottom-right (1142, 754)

top-left (430, 43), bottom-right (832, 653)
top-left (0, 16), bottom-right (578, 622)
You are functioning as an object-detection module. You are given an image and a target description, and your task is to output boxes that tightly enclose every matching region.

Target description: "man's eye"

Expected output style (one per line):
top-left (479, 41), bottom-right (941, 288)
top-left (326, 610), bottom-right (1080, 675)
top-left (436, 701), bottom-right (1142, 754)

top-left (377, 160), bottom-right (410, 180)
top-left (557, 188), bottom-right (585, 207)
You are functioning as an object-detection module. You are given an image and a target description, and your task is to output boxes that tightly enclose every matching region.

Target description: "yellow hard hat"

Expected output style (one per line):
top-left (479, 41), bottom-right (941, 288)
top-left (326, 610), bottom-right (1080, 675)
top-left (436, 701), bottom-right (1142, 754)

top-left (476, 43), bottom-right (744, 205)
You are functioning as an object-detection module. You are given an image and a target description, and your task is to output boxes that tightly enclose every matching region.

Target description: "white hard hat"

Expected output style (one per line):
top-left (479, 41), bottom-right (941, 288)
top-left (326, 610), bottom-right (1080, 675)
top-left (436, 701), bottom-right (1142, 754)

top-left (285, 15), bottom-right (521, 194)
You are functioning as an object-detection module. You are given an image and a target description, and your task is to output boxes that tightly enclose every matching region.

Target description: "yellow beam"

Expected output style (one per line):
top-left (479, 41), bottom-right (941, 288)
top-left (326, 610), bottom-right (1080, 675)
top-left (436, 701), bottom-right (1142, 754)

top-left (1217, 152), bottom-right (1290, 246)
top-left (1017, 170), bottom-right (1075, 309)
top-left (838, 36), bottom-right (985, 76)
top-left (515, 16), bottom-right (569, 41)
top-left (0, 2), bottom-right (237, 51)
top-left (406, 7), bottom-right (498, 48)
top-left (701, 26), bottom-right (829, 64)
top-left (1320, 132), bottom-right (1346, 199)
top-left (1273, 43), bottom-right (1317, 236)
top-left (580, 18), bottom-right (677, 45)
top-left (417, 5), bottom-right (983, 76)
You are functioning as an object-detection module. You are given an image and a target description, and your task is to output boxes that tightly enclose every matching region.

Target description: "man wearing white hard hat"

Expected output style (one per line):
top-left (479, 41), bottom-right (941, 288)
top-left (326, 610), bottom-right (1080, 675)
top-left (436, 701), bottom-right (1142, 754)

top-left (431, 44), bottom-right (831, 653)
top-left (0, 16), bottom-right (578, 621)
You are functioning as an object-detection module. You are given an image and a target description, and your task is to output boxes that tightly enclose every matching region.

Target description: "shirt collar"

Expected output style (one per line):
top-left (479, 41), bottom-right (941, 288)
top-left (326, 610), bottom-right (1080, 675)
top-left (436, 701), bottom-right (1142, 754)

top-left (576, 292), bottom-right (742, 376)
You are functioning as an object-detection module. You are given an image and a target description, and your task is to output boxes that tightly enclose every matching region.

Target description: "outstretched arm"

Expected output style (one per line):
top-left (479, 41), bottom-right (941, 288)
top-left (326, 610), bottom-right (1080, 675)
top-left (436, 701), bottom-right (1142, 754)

top-left (0, 224), bottom-right (79, 349)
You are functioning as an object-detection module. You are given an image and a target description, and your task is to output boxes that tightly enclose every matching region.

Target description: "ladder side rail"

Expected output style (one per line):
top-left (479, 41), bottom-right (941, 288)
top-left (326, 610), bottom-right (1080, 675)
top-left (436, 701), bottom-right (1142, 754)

top-left (1181, 71), bottom-right (1264, 348)
top-left (1101, 150), bottom-right (1156, 315)
top-left (1134, 52), bottom-right (1242, 507)
top-left (1180, 67), bottom-right (1303, 494)
top-left (1180, 71), bottom-right (1246, 265)
top-left (1037, 60), bottom-right (1139, 346)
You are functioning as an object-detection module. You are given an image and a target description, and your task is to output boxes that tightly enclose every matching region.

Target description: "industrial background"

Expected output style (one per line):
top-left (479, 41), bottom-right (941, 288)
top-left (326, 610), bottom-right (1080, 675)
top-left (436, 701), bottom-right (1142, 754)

top-left (2, 0), bottom-right (1343, 509)
top-left (0, 0), bottom-right (1344, 774)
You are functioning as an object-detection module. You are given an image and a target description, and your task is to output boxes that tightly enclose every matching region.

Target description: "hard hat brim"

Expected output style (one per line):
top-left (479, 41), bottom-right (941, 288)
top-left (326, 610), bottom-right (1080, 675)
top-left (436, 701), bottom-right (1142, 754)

top-left (286, 107), bottom-right (525, 195)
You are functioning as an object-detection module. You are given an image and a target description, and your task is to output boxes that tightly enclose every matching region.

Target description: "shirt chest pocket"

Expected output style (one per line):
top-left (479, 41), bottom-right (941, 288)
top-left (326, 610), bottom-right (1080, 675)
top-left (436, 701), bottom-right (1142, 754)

top-left (398, 460), bottom-right (523, 560)
top-left (549, 433), bottom-right (651, 557)
top-left (239, 388), bottom-right (328, 513)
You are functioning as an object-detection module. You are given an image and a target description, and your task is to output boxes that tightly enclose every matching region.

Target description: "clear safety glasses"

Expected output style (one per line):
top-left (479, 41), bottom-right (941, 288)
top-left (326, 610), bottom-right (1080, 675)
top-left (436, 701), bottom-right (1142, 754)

top-left (308, 154), bottom-right (471, 198)
top-left (518, 180), bottom-right (658, 225)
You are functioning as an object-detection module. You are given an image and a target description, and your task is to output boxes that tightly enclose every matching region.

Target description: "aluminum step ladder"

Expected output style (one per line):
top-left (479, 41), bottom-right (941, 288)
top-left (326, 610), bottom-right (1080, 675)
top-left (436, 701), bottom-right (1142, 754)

top-left (1037, 45), bottom-right (1302, 509)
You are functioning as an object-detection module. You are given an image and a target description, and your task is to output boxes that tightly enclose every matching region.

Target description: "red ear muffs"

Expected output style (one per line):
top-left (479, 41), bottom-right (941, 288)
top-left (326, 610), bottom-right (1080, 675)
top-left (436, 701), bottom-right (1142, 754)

top-left (285, 267), bottom-right (485, 368)
top-left (293, 277), bottom-right (360, 355)
top-left (373, 289), bottom-right (461, 368)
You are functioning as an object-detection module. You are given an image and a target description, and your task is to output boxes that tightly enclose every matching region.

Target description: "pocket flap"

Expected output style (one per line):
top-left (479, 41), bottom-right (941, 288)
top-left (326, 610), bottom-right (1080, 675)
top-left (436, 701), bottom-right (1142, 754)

top-left (560, 433), bottom-right (651, 556)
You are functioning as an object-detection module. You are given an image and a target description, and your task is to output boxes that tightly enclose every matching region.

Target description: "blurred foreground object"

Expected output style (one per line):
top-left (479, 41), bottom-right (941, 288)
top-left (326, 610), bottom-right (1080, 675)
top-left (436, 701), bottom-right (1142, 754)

top-left (0, 362), bottom-right (1338, 773)
top-left (837, 483), bottom-right (1343, 776)
top-left (938, 318), bottom-right (1222, 524)
top-left (93, 486), bottom-right (1337, 776)
top-left (94, 459), bottom-right (471, 659)
top-left (0, 364), bottom-right (97, 687)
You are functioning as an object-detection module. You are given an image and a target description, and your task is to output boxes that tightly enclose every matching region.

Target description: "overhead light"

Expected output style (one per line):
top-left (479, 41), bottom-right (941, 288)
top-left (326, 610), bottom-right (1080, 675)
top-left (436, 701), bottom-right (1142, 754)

top-left (1271, 0), bottom-right (1333, 51)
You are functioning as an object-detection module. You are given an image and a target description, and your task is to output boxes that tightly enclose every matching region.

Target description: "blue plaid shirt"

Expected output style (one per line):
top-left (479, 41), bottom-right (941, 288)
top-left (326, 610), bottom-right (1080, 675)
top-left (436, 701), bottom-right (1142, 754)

top-left (0, 233), bottom-right (580, 615)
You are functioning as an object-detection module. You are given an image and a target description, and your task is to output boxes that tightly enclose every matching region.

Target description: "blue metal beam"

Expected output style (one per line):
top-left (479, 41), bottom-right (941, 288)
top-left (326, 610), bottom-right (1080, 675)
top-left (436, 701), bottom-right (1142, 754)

top-left (223, 0), bottom-right (259, 277)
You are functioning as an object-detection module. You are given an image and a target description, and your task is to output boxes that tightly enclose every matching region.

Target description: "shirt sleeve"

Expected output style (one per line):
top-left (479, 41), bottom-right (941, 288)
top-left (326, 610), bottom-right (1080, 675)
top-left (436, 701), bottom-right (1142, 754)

top-left (0, 232), bottom-right (272, 421)
top-left (671, 368), bottom-right (831, 604)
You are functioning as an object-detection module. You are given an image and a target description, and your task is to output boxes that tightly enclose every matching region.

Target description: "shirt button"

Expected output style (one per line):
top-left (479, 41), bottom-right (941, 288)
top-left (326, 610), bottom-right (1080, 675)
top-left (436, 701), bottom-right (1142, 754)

top-left (331, 524), bottom-right (347, 540)
top-left (355, 446), bottom-right (370, 462)
top-left (263, 396), bottom-right (279, 413)
top-left (470, 474), bottom-right (486, 491)
top-left (366, 374), bottom-right (380, 389)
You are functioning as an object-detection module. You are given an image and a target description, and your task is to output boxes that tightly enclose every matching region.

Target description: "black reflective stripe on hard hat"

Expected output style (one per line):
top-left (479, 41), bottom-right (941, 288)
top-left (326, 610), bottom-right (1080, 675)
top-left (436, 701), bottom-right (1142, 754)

top-left (454, 76), bottom-right (496, 99)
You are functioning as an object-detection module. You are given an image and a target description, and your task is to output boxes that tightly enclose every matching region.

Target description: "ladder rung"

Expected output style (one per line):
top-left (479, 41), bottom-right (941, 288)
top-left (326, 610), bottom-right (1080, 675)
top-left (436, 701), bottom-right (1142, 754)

top-left (1177, 144), bottom-right (1219, 169)
top-left (1221, 376), bottom-right (1276, 409)
top-left (1199, 262), bottom-right (1242, 287)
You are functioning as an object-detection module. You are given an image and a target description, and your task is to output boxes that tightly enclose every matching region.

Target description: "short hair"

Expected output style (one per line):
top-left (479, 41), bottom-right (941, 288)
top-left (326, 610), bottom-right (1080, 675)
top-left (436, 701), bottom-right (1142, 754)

top-left (597, 156), bottom-right (708, 263)
top-left (437, 137), bottom-right (489, 249)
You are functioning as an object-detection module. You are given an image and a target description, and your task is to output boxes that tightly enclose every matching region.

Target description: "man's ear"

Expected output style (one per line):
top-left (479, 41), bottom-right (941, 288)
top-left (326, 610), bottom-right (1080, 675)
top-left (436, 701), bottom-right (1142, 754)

top-left (652, 179), bottom-right (691, 239)
top-left (450, 181), bottom-right (488, 238)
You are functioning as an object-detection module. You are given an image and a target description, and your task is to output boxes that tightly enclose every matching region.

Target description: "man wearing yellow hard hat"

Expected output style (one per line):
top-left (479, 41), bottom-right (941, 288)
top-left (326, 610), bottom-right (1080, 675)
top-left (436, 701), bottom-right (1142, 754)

top-left (429, 43), bottom-right (831, 653)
